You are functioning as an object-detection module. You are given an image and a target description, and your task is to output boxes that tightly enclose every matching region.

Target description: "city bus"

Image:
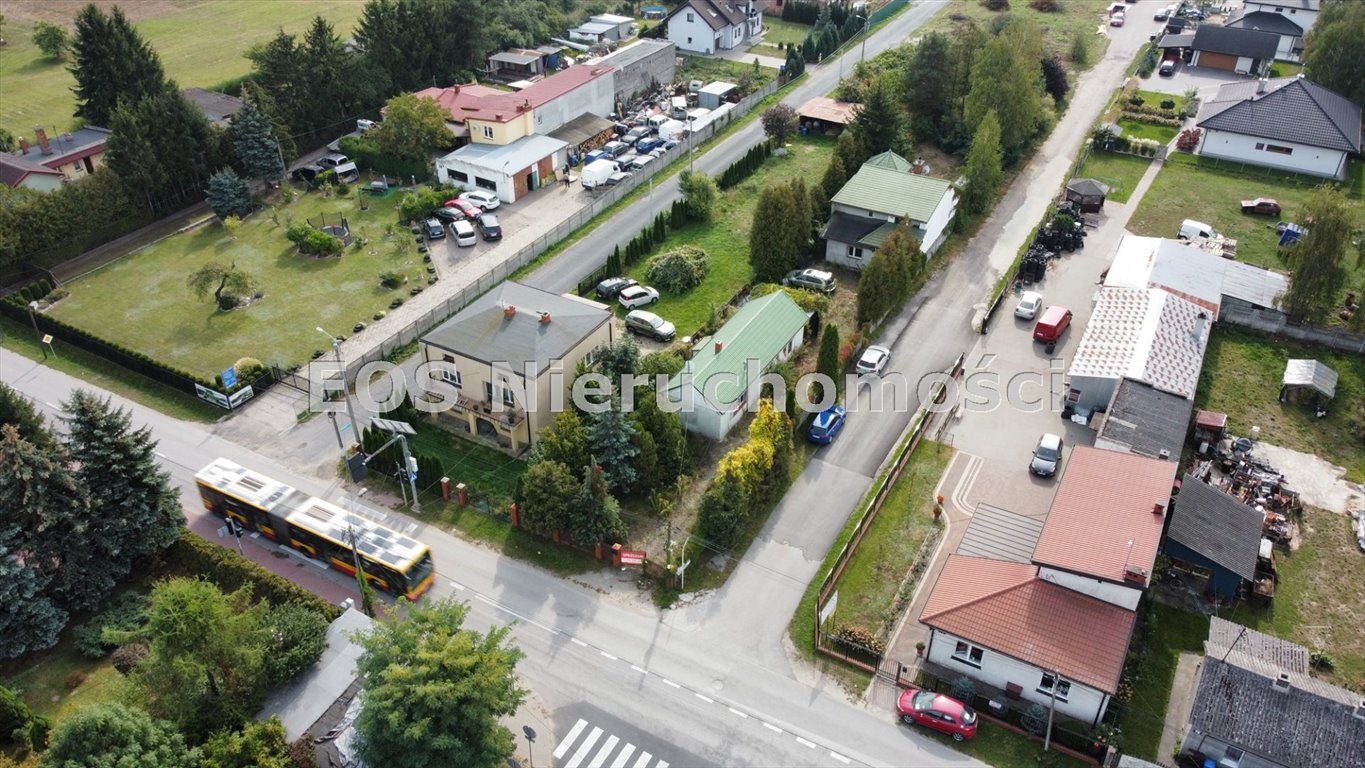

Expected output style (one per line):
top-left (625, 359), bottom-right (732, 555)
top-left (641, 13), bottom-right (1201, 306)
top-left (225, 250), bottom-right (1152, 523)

top-left (194, 458), bottom-right (436, 601)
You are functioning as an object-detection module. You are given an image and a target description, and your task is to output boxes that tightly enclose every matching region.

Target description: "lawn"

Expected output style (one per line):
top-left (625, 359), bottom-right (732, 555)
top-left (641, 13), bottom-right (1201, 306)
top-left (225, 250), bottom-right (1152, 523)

top-left (1117, 118), bottom-right (1178, 145)
top-left (1221, 505), bottom-right (1365, 691)
top-left (677, 54), bottom-right (775, 89)
top-left (622, 134), bottom-right (837, 336)
top-left (1118, 602), bottom-right (1209, 761)
top-left (1076, 151), bottom-right (1152, 204)
top-left (1130, 155), bottom-right (1365, 279)
top-left (0, 1), bottom-right (366, 136)
top-left (1268, 61), bottom-right (1303, 78)
top-left (915, 723), bottom-right (1088, 768)
top-left (407, 423), bottom-right (528, 504)
top-left (1195, 325), bottom-right (1365, 482)
top-left (921, 0), bottom-right (1110, 69)
top-left (2, 641), bottom-right (125, 727)
top-left (751, 17), bottom-right (813, 58)
top-left (48, 188), bottom-right (428, 378)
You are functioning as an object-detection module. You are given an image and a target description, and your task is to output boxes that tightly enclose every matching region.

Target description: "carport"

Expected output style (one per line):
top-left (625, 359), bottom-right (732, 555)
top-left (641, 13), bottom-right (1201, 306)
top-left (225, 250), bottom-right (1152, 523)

top-left (1279, 359), bottom-right (1337, 404)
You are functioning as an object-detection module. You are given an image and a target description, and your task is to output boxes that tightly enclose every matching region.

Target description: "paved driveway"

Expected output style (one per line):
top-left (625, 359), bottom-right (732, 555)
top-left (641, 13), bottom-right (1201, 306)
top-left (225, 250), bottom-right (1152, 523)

top-left (1143, 63), bottom-right (1253, 98)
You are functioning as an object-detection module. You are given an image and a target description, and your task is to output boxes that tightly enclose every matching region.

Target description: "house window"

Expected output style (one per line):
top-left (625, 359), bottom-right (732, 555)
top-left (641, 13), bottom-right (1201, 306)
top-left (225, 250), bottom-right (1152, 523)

top-left (687, 12), bottom-right (694, 21)
top-left (476, 176), bottom-right (498, 192)
top-left (846, 246), bottom-right (863, 260)
top-left (583, 346), bottom-right (599, 367)
top-left (1038, 673), bottom-right (1071, 701)
top-left (439, 355), bottom-right (461, 388)
top-left (482, 126), bottom-right (494, 139)
top-left (483, 382), bottom-right (516, 406)
top-left (1255, 142), bottom-right (1264, 150)
top-left (687, 36), bottom-right (693, 44)
top-left (952, 641), bottom-right (985, 667)
top-left (1263, 144), bottom-right (1293, 155)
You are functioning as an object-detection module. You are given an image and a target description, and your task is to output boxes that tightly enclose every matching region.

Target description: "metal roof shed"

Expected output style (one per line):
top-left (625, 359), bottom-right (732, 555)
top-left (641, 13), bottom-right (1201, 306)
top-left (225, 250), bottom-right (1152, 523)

top-left (698, 81), bottom-right (738, 109)
top-left (1281, 359), bottom-right (1337, 400)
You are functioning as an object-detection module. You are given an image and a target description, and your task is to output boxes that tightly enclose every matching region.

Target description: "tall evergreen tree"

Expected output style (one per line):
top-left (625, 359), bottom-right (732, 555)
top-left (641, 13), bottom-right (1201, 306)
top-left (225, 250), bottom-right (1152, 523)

top-left (107, 88), bottom-right (220, 209)
top-left (834, 130), bottom-right (867, 176)
top-left (0, 426), bottom-right (72, 657)
top-left (749, 184), bottom-right (799, 283)
top-left (820, 152), bottom-right (847, 199)
top-left (528, 411), bottom-right (591, 481)
top-left (903, 32), bottom-right (954, 143)
top-left (70, 4), bottom-right (168, 127)
top-left (230, 100), bottom-right (284, 181)
top-left (568, 464), bottom-right (626, 545)
top-left (206, 169), bottom-right (252, 220)
top-left (518, 460), bottom-right (578, 536)
top-left (847, 77), bottom-right (908, 158)
top-left (629, 394), bottom-right (687, 489)
top-left (961, 109), bottom-right (1004, 215)
top-left (964, 21), bottom-right (1047, 160)
top-left (62, 391), bottom-right (184, 611)
top-left (815, 324), bottom-right (842, 401)
top-left (0, 381), bottom-right (52, 449)
top-left (588, 401), bottom-right (639, 492)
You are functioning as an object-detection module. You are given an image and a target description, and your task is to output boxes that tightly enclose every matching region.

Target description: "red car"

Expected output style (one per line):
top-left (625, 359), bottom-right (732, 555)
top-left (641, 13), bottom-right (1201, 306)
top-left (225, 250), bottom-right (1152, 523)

top-left (897, 687), bottom-right (978, 742)
top-left (444, 198), bottom-right (482, 219)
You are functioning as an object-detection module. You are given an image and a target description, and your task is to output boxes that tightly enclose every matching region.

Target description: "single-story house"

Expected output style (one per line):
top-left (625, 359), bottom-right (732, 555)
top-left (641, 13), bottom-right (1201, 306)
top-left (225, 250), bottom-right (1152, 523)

top-left (1195, 76), bottom-right (1362, 180)
top-left (797, 97), bottom-right (856, 135)
top-left (1067, 287), bottom-right (1212, 414)
top-left (666, 291), bottom-right (808, 440)
top-left (1163, 476), bottom-right (1265, 600)
top-left (698, 81), bottom-right (739, 110)
top-left (181, 87), bottom-right (245, 127)
top-left (1187, 25), bottom-right (1279, 76)
top-left (488, 49), bottom-right (554, 80)
top-left (1065, 178), bottom-right (1108, 213)
top-left (920, 555), bottom-right (1138, 726)
top-left (420, 282), bottom-right (613, 454)
top-left (1093, 378), bottom-right (1194, 461)
top-left (1103, 235), bottom-right (1288, 320)
top-left (0, 154), bottom-right (65, 192)
top-left (1181, 617), bottom-right (1365, 768)
top-left (663, 0), bottom-right (762, 55)
top-left (1032, 446), bottom-right (1178, 610)
top-left (6, 126), bottom-right (111, 184)
top-left (569, 21), bottom-right (618, 43)
top-left (435, 134), bottom-right (569, 202)
top-left (1224, 8), bottom-right (1306, 61)
top-left (1241, 0), bottom-right (1320, 36)
top-left (823, 151), bottom-right (958, 266)
top-left (591, 40), bottom-right (676, 103)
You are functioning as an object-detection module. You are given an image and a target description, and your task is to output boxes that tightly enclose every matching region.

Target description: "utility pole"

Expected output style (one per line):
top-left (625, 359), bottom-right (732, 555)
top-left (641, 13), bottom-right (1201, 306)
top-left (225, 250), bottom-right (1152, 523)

top-left (1044, 670), bottom-right (1060, 751)
top-left (348, 489), bottom-right (375, 616)
top-left (317, 327), bottom-right (361, 448)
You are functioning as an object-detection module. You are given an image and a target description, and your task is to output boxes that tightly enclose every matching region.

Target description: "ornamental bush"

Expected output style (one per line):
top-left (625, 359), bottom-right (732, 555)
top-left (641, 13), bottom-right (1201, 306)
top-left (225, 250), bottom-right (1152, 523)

top-left (644, 246), bottom-right (711, 294)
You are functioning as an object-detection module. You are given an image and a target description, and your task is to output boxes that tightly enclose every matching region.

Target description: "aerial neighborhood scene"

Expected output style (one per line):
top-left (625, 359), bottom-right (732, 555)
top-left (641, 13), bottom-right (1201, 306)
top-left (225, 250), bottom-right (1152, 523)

top-left (4, 0), bottom-right (1365, 766)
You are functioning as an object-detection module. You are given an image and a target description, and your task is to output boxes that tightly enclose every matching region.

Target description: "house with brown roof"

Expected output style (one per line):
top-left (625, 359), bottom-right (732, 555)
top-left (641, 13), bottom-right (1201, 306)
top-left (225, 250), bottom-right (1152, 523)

top-left (663, 0), bottom-right (762, 55)
top-left (0, 154), bottom-right (65, 192)
top-left (1032, 446), bottom-right (1178, 611)
top-left (919, 555), bottom-right (1138, 726)
top-left (6, 126), bottom-right (111, 188)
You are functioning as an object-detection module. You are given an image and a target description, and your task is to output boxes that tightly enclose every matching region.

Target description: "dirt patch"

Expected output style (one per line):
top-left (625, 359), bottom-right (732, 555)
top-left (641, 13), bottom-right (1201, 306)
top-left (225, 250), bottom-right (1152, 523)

top-left (1253, 441), bottom-right (1365, 516)
top-left (2, 0), bottom-right (187, 25)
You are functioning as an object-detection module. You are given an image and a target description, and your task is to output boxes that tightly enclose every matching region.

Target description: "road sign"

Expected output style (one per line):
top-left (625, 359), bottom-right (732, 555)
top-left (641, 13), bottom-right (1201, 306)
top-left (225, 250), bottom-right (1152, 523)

top-left (41, 334), bottom-right (53, 344)
top-left (221, 366), bottom-right (238, 388)
top-left (819, 590), bottom-right (839, 626)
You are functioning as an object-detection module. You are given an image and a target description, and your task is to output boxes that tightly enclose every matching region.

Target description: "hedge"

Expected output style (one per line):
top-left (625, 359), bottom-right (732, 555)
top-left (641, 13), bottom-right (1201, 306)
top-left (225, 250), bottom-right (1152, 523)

top-left (166, 532), bottom-right (343, 621)
top-left (338, 135), bottom-right (432, 182)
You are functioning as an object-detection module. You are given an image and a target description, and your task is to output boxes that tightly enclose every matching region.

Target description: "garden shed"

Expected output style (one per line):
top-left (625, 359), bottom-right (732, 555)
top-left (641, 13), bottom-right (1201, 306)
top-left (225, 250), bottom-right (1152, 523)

top-left (1065, 178), bottom-right (1109, 213)
top-left (1280, 359), bottom-right (1337, 403)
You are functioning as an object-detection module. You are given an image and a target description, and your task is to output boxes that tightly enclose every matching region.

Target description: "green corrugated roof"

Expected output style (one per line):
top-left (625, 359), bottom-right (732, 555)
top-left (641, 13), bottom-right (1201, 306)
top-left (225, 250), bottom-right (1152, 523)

top-left (831, 158), bottom-right (953, 223)
top-left (857, 221), bottom-right (898, 249)
top-left (669, 292), bottom-right (809, 405)
top-left (863, 150), bottom-right (913, 172)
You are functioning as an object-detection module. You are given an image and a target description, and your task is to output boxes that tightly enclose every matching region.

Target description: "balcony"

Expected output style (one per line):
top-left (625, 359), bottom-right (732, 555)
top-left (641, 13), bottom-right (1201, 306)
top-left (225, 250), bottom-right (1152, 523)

top-left (422, 391), bottom-right (530, 454)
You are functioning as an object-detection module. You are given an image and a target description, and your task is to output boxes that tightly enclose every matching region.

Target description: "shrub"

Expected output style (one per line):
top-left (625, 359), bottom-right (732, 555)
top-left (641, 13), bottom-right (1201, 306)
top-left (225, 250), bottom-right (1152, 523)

top-left (980, 0), bottom-right (1009, 9)
top-left (234, 356), bottom-right (267, 382)
top-left (1128, 95), bottom-right (1145, 106)
top-left (379, 270), bottom-right (405, 289)
top-left (72, 592), bottom-right (150, 658)
top-left (1311, 651), bottom-right (1335, 670)
top-left (830, 625), bottom-right (885, 656)
top-left (217, 293), bottom-right (241, 311)
top-left (645, 246), bottom-right (711, 293)
top-left (1022, 703), bottom-right (1049, 735)
top-left (111, 643), bottom-right (148, 675)
top-left (1028, 0), bottom-right (1060, 10)
top-left (165, 533), bottom-right (342, 621)
top-left (1160, 99), bottom-right (1176, 110)
top-left (1176, 127), bottom-right (1202, 152)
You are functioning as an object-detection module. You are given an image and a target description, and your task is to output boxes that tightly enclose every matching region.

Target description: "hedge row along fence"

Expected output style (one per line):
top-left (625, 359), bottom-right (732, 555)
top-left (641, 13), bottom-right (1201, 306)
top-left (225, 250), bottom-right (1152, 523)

top-left (167, 532), bottom-right (344, 621)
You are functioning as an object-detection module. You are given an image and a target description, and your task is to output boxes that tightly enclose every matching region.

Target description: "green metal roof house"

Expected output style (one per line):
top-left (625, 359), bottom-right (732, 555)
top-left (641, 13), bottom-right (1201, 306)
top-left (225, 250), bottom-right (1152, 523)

top-left (666, 292), bottom-right (810, 440)
top-left (822, 151), bottom-right (958, 269)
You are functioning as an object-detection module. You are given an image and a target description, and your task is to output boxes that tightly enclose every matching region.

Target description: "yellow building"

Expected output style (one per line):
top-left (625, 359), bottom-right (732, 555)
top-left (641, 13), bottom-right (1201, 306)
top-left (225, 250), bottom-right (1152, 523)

top-left (5, 127), bottom-right (111, 186)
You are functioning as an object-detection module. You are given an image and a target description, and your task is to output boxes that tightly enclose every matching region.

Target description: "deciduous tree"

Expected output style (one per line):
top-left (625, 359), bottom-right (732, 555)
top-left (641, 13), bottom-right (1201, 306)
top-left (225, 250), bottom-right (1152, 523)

top-left (33, 22), bottom-right (70, 61)
top-left (1280, 186), bottom-right (1354, 324)
top-left (41, 702), bottom-right (198, 768)
top-left (261, 603), bottom-right (327, 685)
top-left (354, 599), bottom-right (525, 768)
top-left (964, 20), bottom-right (1047, 161)
top-left (187, 261), bottom-right (254, 310)
top-left (679, 170), bottom-right (717, 221)
top-left (529, 411), bottom-right (591, 480)
top-left (518, 460), bottom-right (578, 536)
top-left (370, 92), bottom-right (451, 160)
top-left (70, 4), bottom-right (168, 127)
top-left (629, 393), bottom-right (688, 490)
top-left (1302, 0), bottom-right (1365, 108)
top-left (961, 109), bottom-right (1004, 214)
top-left (761, 103), bottom-right (799, 146)
top-left (201, 717), bottom-right (290, 768)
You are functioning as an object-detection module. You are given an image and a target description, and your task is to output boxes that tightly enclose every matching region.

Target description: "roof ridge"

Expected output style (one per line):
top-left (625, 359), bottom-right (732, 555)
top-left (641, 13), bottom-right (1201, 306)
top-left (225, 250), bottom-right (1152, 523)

top-left (920, 567), bottom-right (1036, 621)
top-left (1291, 79), bottom-right (1355, 149)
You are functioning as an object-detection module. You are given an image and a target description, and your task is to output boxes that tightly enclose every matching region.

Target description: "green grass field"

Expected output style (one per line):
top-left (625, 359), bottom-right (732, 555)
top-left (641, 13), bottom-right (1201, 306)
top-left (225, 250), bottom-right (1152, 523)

top-left (622, 135), bottom-right (836, 336)
top-left (1076, 151), bottom-right (1152, 204)
top-left (48, 188), bottom-right (427, 379)
top-left (1196, 326), bottom-right (1365, 482)
top-left (751, 17), bottom-right (813, 58)
top-left (1117, 118), bottom-right (1178, 145)
top-left (1118, 603), bottom-right (1209, 761)
top-left (3, 641), bottom-right (125, 727)
top-left (0, 1), bottom-right (366, 136)
top-left (407, 424), bottom-right (527, 504)
top-left (921, 0), bottom-right (1110, 69)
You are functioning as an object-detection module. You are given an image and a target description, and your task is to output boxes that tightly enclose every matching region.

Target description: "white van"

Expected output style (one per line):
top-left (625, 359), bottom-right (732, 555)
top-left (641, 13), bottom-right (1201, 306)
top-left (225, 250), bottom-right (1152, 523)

top-left (647, 114), bottom-right (669, 133)
top-left (450, 219), bottom-right (477, 247)
top-left (670, 96), bottom-right (688, 120)
top-left (1178, 219), bottom-right (1221, 240)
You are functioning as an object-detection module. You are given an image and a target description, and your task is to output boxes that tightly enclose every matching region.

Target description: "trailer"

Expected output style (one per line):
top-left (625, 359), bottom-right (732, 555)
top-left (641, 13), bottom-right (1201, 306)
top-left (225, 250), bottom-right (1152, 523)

top-left (580, 159), bottom-right (617, 190)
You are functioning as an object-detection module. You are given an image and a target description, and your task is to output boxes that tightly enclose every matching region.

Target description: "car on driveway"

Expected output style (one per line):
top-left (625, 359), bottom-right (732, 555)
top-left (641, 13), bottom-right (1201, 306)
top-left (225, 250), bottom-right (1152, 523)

top-left (431, 206), bottom-right (466, 224)
top-left (856, 345), bottom-right (891, 375)
top-left (1159, 59), bottom-right (1177, 77)
top-left (896, 687), bottom-right (977, 742)
top-left (459, 190), bottom-right (501, 211)
top-left (1241, 198), bottom-right (1281, 216)
top-left (1030, 433), bottom-right (1064, 478)
top-left (806, 405), bottom-right (847, 445)
top-left (618, 285), bottom-right (660, 309)
top-left (782, 268), bottom-right (838, 294)
top-left (624, 310), bottom-right (676, 341)
top-left (423, 218), bottom-right (445, 239)
top-left (445, 198), bottom-right (482, 219)
top-left (1110, 11), bottom-right (1125, 26)
top-left (291, 164), bottom-right (325, 184)
top-left (1014, 290), bottom-right (1043, 320)
top-left (595, 276), bottom-right (639, 300)
top-left (475, 213), bottom-right (502, 241)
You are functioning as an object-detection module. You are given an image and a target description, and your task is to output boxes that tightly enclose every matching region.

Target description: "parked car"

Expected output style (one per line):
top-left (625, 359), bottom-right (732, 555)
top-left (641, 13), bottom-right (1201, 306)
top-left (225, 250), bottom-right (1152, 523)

top-left (622, 126), bottom-right (651, 146)
top-left (1032, 305), bottom-right (1073, 344)
top-left (1014, 291), bottom-right (1044, 320)
top-left (606, 170), bottom-right (632, 186)
top-left (624, 310), bottom-right (676, 341)
top-left (855, 345), bottom-right (891, 376)
top-left (897, 687), bottom-right (977, 742)
top-left (1159, 59), bottom-right (1177, 77)
top-left (806, 405), bottom-right (847, 445)
top-left (584, 149), bottom-right (610, 165)
top-left (291, 164), bottom-right (325, 184)
top-left (595, 276), bottom-right (639, 300)
top-left (475, 213), bottom-right (502, 241)
top-left (782, 268), bottom-right (837, 294)
top-left (1154, 6), bottom-right (1170, 19)
top-left (423, 218), bottom-right (445, 239)
top-left (460, 189), bottom-right (501, 211)
top-left (661, 139), bottom-right (681, 151)
top-left (316, 153), bottom-right (359, 181)
top-left (635, 137), bottom-right (665, 154)
top-left (317, 153), bottom-right (351, 170)
top-left (445, 198), bottom-right (482, 219)
top-left (602, 140), bottom-right (630, 158)
top-left (1030, 433), bottom-right (1064, 478)
top-left (618, 285), bottom-right (660, 309)
top-left (1241, 198), bottom-right (1282, 216)
top-left (1178, 219), bottom-right (1221, 240)
top-left (431, 206), bottom-right (466, 224)
top-left (627, 155), bottom-right (654, 173)
top-left (356, 118), bottom-right (376, 134)
top-left (450, 219), bottom-right (477, 247)
top-left (1110, 11), bottom-right (1126, 26)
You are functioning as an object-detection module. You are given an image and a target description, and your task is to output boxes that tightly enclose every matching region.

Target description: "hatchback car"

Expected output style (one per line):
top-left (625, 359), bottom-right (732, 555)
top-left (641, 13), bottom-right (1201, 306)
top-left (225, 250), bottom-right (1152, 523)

top-left (459, 189), bottom-right (501, 211)
top-left (450, 219), bottom-right (477, 247)
top-left (896, 687), bottom-right (977, 742)
top-left (618, 285), bottom-right (660, 309)
top-left (856, 345), bottom-right (891, 376)
top-left (624, 310), bottom-right (676, 341)
top-left (1030, 433), bottom-right (1064, 478)
top-left (807, 405), bottom-right (847, 445)
top-left (782, 268), bottom-right (838, 294)
top-left (475, 213), bottom-right (502, 241)
top-left (635, 137), bottom-right (665, 154)
top-left (445, 198), bottom-right (482, 219)
top-left (431, 206), bottom-right (466, 224)
top-left (1014, 291), bottom-right (1043, 320)
top-left (423, 218), bottom-right (445, 239)
top-left (595, 276), bottom-right (639, 300)
top-left (1158, 59), bottom-right (1176, 77)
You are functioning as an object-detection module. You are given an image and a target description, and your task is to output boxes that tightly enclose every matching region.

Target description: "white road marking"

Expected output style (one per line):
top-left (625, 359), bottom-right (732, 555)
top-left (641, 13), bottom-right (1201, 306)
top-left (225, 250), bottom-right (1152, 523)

top-left (728, 707), bottom-right (748, 719)
top-left (587, 735), bottom-right (619, 768)
top-left (694, 693), bottom-right (714, 704)
top-left (656, 761), bottom-right (669, 768)
top-left (600, 651), bottom-right (618, 660)
top-left (763, 722), bottom-right (783, 733)
top-left (830, 751), bottom-right (851, 764)
top-left (631, 752), bottom-right (652, 768)
top-left (630, 664), bottom-right (646, 673)
top-left (553, 719), bottom-right (588, 759)
top-left (795, 737), bottom-right (816, 748)
top-left (661, 679), bottom-right (681, 689)
top-left (564, 726), bottom-right (603, 768)
top-left (448, 580), bottom-right (466, 590)
top-left (571, 637), bottom-right (589, 647)
top-left (609, 743), bottom-right (636, 768)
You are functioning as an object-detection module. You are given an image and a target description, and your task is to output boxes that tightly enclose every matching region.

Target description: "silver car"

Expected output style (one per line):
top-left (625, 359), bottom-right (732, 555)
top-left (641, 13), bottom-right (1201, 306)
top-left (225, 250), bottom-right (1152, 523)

top-left (856, 345), bottom-right (891, 375)
top-left (1030, 433), bottom-right (1064, 478)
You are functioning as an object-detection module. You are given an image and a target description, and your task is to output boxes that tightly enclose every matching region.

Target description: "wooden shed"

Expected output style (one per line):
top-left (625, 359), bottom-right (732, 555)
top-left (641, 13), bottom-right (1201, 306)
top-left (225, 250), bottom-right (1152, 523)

top-left (1066, 178), bottom-right (1110, 213)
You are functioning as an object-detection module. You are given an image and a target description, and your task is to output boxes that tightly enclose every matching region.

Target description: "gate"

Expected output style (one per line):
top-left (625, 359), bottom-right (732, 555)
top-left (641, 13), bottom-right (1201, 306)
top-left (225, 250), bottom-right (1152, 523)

top-left (273, 365), bottom-right (309, 394)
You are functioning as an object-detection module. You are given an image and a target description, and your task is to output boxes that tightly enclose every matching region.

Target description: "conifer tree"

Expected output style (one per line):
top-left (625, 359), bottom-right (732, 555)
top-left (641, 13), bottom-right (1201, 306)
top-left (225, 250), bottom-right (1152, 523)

top-left (70, 4), bottom-right (168, 127)
top-left (231, 100), bottom-right (284, 181)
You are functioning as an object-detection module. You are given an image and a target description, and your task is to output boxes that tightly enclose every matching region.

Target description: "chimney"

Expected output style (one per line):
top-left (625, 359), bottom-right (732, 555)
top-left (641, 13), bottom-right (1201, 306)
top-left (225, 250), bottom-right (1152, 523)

top-left (503, 305), bottom-right (516, 319)
top-left (1153, 500), bottom-right (1164, 514)
top-left (35, 126), bottom-right (52, 155)
top-left (714, 340), bottom-right (723, 354)
top-left (1256, 78), bottom-right (1267, 95)
top-left (539, 311), bottom-right (551, 324)
top-left (18, 138), bottom-right (28, 155)
top-left (1272, 672), bottom-right (1291, 693)
top-left (1193, 311), bottom-right (1208, 343)
top-left (1158, 449), bottom-right (1171, 461)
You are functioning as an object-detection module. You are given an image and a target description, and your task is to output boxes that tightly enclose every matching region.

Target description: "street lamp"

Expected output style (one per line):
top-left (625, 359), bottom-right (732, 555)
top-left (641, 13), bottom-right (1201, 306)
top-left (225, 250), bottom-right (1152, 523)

top-left (27, 301), bottom-right (46, 360)
top-left (860, 12), bottom-right (869, 64)
top-left (317, 326), bottom-right (361, 447)
top-left (522, 726), bottom-right (537, 768)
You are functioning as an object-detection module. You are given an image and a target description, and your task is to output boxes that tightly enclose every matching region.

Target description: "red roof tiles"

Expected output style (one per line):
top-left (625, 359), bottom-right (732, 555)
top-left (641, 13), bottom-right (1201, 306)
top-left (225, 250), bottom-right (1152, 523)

top-left (414, 65), bottom-right (613, 125)
top-left (921, 555), bottom-right (1137, 692)
top-left (1032, 446), bottom-right (1176, 583)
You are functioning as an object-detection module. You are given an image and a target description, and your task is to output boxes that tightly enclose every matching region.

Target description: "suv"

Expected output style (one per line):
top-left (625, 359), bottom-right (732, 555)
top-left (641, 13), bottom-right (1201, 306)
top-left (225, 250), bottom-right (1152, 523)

top-left (624, 310), bottom-right (676, 341)
top-left (291, 164), bottom-right (325, 184)
top-left (595, 276), bottom-right (638, 300)
top-left (316, 153), bottom-right (359, 181)
top-left (782, 268), bottom-right (837, 294)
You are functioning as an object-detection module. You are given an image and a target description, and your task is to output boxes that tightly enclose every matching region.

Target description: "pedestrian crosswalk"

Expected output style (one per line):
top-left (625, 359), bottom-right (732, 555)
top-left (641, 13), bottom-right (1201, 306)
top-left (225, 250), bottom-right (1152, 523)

top-left (553, 719), bottom-right (670, 768)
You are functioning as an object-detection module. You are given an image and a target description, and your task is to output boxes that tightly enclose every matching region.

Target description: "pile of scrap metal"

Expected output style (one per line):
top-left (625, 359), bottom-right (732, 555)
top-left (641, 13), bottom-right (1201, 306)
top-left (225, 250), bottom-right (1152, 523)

top-left (1212, 436), bottom-right (1302, 543)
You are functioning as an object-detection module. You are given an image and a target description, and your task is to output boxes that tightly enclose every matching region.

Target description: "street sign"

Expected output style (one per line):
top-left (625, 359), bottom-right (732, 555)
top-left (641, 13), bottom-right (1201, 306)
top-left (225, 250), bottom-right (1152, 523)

top-left (41, 334), bottom-right (53, 344)
top-left (221, 366), bottom-right (238, 388)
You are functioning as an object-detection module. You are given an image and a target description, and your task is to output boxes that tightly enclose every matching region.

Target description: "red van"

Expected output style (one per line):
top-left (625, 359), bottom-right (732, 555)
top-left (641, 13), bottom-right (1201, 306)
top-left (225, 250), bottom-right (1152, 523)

top-left (1033, 306), bottom-right (1073, 343)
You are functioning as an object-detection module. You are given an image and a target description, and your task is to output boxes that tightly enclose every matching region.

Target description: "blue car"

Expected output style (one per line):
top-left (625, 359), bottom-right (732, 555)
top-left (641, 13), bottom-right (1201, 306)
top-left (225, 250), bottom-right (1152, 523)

top-left (807, 405), bottom-right (847, 445)
top-left (635, 137), bottom-right (665, 154)
top-left (584, 149), bottom-right (609, 164)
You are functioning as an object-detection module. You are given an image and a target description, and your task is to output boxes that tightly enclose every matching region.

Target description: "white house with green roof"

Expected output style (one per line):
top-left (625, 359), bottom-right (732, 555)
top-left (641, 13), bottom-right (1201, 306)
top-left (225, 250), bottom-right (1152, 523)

top-left (823, 151), bottom-right (958, 269)
top-left (666, 291), bottom-right (810, 440)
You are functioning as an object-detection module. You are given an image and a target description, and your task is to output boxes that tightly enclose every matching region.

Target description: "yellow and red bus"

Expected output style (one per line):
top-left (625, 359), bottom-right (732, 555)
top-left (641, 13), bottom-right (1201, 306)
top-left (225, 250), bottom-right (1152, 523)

top-left (194, 458), bottom-right (435, 601)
